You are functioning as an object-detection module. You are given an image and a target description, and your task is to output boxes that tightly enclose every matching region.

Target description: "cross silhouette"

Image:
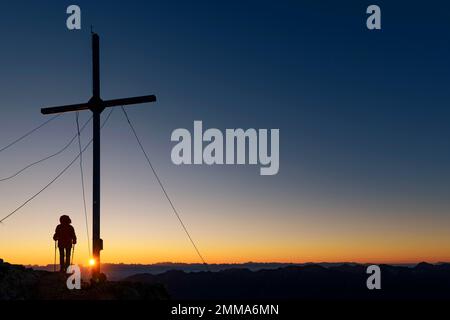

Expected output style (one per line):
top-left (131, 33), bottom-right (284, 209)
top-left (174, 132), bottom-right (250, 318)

top-left (41, 33), bottom-right (157, 280)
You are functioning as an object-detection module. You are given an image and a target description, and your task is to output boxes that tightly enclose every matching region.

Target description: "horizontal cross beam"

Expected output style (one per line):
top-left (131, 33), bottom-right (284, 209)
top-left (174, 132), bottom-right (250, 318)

top-left (41, 95), bottom-right (157, 115)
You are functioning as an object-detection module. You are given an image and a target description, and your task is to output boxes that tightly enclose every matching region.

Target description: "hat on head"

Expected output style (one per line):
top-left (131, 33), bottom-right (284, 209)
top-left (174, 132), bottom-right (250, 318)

top-left (59, 215), bottom-right (71, 224)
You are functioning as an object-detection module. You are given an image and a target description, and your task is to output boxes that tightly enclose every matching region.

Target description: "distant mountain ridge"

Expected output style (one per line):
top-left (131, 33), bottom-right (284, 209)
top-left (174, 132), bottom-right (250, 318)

top-left (27, 261), bottom-right (420, 281)
top-left (125, 262), bottom-right (450, 300)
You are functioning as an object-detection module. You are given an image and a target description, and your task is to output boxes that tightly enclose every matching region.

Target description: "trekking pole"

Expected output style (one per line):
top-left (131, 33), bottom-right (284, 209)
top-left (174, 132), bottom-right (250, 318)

top-left (53, 240), bottom-right (57, 272)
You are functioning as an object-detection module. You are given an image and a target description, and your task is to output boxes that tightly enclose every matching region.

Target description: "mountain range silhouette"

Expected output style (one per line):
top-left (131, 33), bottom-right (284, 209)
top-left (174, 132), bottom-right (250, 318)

top-left (3, 258), bottom-right (450, 300)
top-left (124, 262), bottom-right (450, 300)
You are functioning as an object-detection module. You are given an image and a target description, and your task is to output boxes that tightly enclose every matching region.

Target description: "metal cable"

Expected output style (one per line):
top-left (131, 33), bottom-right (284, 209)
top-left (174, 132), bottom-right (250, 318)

top-left (76, 112), bottom-right (91, 256)
top-left (120, 106), bottom-right (208, 267)
top-left (0, 114), bottom-right (61, 153)
top-left (0, 117), bottom-right (92, 182)
top-left (0, 109), bottom-right (114, 224)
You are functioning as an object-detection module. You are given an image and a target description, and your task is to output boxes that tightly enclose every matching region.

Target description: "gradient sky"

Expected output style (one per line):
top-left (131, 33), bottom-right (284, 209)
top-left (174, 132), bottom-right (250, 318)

top-left (1, 1), bottom-right (450, 266)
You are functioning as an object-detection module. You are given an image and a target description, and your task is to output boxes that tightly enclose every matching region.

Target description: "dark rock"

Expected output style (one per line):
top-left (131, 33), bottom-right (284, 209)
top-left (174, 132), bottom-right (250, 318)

top-left (0, 261), bottom-right (168, 300)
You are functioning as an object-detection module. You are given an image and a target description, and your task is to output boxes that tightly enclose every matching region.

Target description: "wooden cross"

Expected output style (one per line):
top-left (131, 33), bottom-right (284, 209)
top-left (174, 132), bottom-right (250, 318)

top-left (41, 33), bottom-right (157, 280)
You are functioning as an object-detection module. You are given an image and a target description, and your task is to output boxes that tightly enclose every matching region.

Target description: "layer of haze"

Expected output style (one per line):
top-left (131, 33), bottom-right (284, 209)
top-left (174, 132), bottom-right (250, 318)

top-left (1, 1), bottom-right (450, 265)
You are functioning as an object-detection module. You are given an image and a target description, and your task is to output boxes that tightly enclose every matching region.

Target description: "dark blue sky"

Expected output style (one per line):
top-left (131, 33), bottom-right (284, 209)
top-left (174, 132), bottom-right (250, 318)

top-left (0, 1), bottom-right (449, 264)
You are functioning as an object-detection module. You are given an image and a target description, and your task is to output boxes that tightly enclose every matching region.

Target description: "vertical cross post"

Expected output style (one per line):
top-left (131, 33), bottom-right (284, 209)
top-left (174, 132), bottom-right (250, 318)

top-left (92, 109), bottom-right (101, 278)
top-left (92, 33), bottom-right (100, 99)
top-left (91, 33), bottom-right (103, 280)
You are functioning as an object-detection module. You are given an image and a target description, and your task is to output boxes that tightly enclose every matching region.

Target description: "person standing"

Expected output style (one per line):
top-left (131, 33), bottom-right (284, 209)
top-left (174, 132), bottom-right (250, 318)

top-left (53, 215), bottom-right (77, 272)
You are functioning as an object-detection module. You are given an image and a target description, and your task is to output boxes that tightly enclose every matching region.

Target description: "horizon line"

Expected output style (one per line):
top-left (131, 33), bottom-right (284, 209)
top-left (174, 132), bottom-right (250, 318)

top-left (18, 260), bottom-right (450, 268)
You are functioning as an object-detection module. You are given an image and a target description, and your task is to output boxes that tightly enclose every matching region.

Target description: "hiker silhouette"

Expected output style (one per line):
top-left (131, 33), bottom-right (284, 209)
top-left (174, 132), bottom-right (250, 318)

top-left (53, 215), bottom-right (77, 272)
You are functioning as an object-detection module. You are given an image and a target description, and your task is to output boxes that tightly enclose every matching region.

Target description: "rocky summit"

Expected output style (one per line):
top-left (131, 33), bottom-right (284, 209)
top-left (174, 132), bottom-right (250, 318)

top-left (0, 259), bottom-right (168, 300)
